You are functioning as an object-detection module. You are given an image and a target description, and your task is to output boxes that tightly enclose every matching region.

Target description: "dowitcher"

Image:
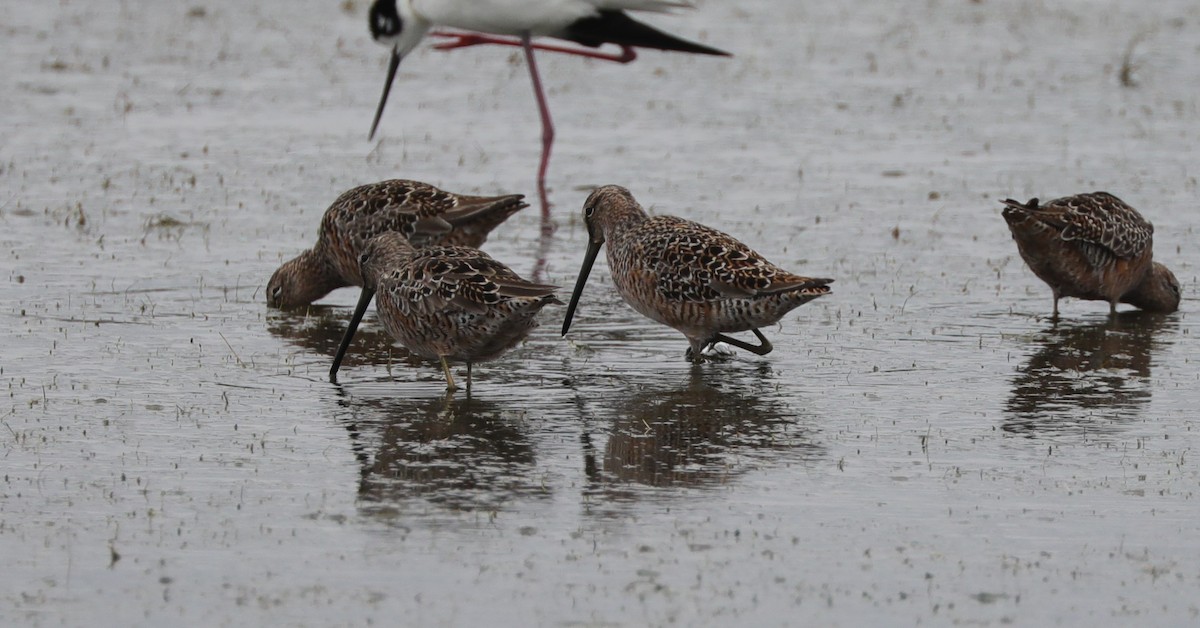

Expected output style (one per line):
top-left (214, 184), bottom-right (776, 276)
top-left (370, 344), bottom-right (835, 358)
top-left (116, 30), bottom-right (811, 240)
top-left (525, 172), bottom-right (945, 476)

top-left (267, 179), bottom-right (526, 308)
top-left (329, 232), bottom-right (560, 391)
top-left (1001, 192), bottom-right (1180, 316)
top-left (561, 185), bottom-right (833, 363)
top-left (366, 0), bottom-right (729, 191)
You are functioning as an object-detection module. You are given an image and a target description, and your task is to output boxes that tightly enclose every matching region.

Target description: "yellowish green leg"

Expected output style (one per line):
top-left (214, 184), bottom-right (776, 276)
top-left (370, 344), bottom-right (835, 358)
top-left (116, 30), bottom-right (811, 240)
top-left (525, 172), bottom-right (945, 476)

top-left (440, 357), bottom-right (458, 392)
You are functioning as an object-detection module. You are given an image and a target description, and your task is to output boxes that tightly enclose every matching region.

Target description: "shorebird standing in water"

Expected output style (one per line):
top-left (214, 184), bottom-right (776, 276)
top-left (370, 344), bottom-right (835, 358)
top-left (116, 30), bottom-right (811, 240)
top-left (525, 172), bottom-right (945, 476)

top-left (1001, 192), bottom-right (1181, 317)
top-left (561, 185), bottom-right (833, 363)
top-left (329, 233), bottom-right (560, 391)
top-left (364, 0), bottom-right (729, 210)
top-left (267, 179), bottom-right (526, 308)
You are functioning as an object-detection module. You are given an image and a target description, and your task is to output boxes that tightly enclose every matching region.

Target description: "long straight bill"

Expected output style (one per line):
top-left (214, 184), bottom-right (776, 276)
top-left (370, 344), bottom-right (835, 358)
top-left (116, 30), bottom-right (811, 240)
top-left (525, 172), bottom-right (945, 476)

top-left (329, 286), bottom-right (376, 383)
top-left (369, 49), bottom-right (401, 140)
top-left (561, 240), bottom-right (603, 336)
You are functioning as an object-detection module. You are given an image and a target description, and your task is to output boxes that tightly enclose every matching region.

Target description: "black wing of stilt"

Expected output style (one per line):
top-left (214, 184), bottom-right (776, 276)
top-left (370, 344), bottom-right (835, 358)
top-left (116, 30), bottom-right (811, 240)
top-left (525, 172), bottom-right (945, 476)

top-left (563, 10), bottom-right (730, 56)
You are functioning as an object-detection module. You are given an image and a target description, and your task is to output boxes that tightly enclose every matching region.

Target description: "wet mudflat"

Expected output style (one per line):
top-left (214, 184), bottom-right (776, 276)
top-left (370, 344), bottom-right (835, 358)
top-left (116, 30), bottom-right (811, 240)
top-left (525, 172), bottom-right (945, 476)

top-left (3, 0), bottom-right (1199, 625)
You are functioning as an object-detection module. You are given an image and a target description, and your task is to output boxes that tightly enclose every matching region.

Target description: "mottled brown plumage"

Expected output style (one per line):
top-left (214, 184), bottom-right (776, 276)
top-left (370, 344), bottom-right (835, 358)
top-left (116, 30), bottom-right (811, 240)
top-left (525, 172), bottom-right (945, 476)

top-left (562, 185), bottom-right (833, 363)
top-left (1001, 192), bottom-right (1180, 316)
top-left (267, 179), bottom-right (526, 308)
top-left (329, 233), bottom-right (560, 391)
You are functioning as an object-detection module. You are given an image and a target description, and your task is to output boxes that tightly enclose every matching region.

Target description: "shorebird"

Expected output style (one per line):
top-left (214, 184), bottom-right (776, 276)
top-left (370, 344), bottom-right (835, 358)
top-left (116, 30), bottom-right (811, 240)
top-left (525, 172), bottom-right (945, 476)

top-left (267, 179), bottom-right (526, 308)
top-left (1001, 192), bottom-right (1181, 316)
top-left (329, 232), bottom-right (560, 391)
top-left (365, 0), bottom-right (729, 198)
top-left (561, 185), bottom-right (833, 363)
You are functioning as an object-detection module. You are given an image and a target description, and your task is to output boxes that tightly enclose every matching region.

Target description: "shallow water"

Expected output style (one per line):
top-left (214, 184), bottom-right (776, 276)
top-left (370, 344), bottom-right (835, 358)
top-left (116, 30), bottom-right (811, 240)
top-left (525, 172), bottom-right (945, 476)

top-left (3, 0), bottom-right (1200, 625)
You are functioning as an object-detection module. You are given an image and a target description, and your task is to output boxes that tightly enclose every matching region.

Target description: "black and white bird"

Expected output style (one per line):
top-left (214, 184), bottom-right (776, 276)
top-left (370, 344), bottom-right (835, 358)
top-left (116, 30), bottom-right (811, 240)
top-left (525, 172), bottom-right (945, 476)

top-left (365, 0), bottom-right (729, 201)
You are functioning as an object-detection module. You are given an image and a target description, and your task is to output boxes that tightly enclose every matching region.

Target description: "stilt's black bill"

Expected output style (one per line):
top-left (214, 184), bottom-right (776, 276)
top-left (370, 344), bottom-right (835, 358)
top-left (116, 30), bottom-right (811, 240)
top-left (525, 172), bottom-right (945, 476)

top-left (329, 286), bottom-right (376, 383)
top-left (561, 240), bottom-right (603, 336)
top-left (369, 49), bottom-right (401, 140)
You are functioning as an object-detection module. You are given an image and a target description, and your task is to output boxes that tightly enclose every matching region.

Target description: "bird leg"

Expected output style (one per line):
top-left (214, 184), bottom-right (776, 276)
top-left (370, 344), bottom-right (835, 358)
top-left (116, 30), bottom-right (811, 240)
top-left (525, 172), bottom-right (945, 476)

top-left (685, 329), bottom-right (774, 363)
top-left (437, 390), bottom-right (456, 420)
top-left (426, 31), bottom-right (636, 218)
top-left (440, 356), bottom-right (459, 392)
top-left (466, 362), bottom-right (473, 394)
top-left (710, 329), bottom-right (774, 356)
top-left (429, 31), bottom-right (638, 64)
top-left (520, 33), bottom-right (555, 218)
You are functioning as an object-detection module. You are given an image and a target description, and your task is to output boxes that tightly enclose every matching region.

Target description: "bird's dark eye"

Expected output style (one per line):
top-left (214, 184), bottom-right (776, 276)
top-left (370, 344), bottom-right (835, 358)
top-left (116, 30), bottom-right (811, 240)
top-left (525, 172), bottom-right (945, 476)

top-left (359, 252), bottom-right (371, 265)
top-left (271, 285), bottom-right (282, 297)
top-left (369, 1), bottom-right (403, 39)
top-left (584, 206), bottom-right (595, 219)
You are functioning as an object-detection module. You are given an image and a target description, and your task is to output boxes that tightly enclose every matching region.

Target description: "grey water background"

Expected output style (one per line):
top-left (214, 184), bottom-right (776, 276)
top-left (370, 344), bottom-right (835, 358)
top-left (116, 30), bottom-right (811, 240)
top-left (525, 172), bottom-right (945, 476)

top-left (3, 0), bottom-right (1199, 625)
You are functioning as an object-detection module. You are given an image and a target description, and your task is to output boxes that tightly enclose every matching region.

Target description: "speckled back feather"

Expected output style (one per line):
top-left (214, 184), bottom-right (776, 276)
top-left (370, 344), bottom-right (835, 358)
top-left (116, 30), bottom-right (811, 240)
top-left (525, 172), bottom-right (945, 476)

top-left (362, 233), bottom-right (560, 363)
top-left (571, 185), bottom-right (833, 359)
top-left (377, 246), bottom-right (561, 317)
top-left (321, 179), bottom-right (527, 283)
top-left (631, 215), bottom-right (833, 303)
top-left (267, 179), bottom-right (526, 307)
top-left (1000, 192), bottom-right (1179, 314)
top-left (323, 180), bottom-right (526, 248)
top-left (1001, 192), bottom-right (1152, 260)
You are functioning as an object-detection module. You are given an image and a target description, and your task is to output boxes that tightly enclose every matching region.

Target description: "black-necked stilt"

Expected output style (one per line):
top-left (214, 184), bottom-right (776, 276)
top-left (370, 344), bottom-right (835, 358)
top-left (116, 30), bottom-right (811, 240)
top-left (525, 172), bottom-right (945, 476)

top-left (365, 0), bottom-right (729, 209)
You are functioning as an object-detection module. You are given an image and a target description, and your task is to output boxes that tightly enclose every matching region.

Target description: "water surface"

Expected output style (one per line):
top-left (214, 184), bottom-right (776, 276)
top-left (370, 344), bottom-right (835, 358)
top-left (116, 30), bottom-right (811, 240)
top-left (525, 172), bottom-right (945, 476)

top-left (3, 0), bottom-right (1199, 625)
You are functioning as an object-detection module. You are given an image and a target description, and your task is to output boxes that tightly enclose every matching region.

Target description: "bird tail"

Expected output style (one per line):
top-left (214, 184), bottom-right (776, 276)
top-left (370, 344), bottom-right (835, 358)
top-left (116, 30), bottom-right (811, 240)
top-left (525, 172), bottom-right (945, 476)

top-left (765, 276), bottom-right (834, 297)
top-left (1001, 197), bottom-right (1039, 213)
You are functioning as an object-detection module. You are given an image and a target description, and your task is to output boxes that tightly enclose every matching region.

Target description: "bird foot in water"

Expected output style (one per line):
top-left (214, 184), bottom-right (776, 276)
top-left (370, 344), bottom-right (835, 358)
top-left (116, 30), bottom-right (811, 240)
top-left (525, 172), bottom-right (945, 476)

top-left (684, 342), bottom-right (737, 363)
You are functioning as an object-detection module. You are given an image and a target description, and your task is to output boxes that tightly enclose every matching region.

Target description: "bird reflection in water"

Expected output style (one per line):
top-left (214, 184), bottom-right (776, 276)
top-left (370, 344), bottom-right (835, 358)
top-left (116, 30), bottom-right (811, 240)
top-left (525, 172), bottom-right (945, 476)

top-left (267, 306), bottom-right (424, 372)
top-left (1004, 312), bottom-right (1176, 436)
top-left (331, 391), bottom-right (541, 516)
top-left (579, 367), bottom-right (823, 492)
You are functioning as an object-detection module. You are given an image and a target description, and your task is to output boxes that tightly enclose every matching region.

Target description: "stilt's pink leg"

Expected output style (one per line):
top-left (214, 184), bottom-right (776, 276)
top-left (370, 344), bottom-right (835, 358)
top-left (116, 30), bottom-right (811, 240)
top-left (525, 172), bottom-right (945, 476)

top-left (530, 214), bottom-right (553, 282)
top-left (426, 30), bottom-right (637, 219)
top-left (521, 34), bottom-right (555, 221)
top-left (431, 31), bottom-right (638, 64)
